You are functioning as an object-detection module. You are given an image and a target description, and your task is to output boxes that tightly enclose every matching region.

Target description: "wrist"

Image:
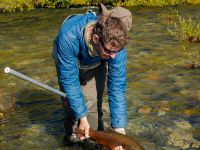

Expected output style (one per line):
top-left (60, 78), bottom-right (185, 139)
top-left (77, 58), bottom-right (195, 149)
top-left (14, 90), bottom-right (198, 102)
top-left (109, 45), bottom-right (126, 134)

top-left (80, 116), bottom-right (87, 121)
top-left (114, 128), bottom-right (126, 135)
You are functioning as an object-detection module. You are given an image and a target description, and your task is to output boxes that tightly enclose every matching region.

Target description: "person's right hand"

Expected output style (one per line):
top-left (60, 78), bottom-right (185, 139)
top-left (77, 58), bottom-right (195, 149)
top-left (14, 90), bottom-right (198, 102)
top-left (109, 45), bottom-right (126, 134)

top-left (78, 116), bottom-right (90, 140)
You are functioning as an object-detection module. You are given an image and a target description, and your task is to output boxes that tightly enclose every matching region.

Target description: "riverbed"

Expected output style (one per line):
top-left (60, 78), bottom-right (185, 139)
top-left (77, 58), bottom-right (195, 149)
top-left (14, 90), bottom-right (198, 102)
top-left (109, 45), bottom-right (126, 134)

top-left (0, 6), bottom-right (200, 150)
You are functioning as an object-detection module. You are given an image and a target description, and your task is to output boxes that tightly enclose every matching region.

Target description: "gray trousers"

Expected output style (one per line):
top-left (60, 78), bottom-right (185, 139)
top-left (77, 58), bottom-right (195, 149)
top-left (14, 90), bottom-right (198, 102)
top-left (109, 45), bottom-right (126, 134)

top-left (56, 61), bottom-right (107, 136)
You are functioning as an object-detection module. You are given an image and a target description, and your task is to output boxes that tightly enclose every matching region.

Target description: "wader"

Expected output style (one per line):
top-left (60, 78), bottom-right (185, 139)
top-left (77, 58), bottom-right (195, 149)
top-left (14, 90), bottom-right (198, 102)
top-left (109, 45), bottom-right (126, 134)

top-left (55, 61), bottom-right (107, 140)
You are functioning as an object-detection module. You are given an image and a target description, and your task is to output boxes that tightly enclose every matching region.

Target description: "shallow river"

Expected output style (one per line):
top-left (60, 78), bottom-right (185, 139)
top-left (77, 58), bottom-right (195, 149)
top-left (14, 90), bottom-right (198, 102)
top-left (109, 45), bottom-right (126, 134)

top-left (0, 6), bottom-right (200, 150)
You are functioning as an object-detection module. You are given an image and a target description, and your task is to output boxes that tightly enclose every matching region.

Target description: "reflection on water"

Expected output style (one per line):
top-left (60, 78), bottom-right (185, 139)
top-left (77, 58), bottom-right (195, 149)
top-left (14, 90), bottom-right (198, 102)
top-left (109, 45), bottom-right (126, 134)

top-left (0, 6), bottom-right (200, 150)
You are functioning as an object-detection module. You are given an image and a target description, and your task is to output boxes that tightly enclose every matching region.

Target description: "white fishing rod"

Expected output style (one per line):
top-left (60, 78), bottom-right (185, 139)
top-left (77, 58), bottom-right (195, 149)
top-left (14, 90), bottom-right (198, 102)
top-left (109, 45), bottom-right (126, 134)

top-left (4, 67), bottom-right (66, 98)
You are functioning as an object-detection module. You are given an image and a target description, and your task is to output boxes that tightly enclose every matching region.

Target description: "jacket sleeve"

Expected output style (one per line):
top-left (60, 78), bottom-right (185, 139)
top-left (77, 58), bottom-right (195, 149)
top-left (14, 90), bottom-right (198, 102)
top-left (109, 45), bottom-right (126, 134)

top-left (107, 48), bottom-right (127, 128)
top-left (55, 29), bottom-right (87, 119)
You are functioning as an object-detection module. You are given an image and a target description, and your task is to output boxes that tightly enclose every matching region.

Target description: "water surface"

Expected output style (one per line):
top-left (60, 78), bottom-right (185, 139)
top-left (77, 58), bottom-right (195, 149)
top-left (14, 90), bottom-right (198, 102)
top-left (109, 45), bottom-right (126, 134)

top-left (0, 6), bottom-right (200, 150)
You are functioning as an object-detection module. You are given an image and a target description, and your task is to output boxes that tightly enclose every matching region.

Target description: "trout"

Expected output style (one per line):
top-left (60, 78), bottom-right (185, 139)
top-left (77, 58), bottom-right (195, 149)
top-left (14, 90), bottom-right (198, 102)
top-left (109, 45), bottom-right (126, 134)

top-left (75, 128), bottom-right (145, 150)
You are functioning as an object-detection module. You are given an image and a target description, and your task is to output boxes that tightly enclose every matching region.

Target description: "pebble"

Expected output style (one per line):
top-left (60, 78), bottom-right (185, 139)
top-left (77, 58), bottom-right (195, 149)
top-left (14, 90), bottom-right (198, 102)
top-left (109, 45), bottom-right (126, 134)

top-left (0, 112), bottom-right (3, 118)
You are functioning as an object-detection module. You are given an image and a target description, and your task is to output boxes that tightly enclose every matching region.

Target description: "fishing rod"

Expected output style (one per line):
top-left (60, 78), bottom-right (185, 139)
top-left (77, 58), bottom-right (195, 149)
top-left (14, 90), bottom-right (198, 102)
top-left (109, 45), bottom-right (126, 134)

top-left (4, 67), bottom-right (92, 106)
top-left (4, 67), bottom-right (66, 98)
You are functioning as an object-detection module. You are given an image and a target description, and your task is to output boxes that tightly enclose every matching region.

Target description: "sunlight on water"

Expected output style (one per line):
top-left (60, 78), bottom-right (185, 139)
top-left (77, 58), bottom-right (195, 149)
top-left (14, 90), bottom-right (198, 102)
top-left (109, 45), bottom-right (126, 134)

top-left (0, 6), bottom-right (200, 150)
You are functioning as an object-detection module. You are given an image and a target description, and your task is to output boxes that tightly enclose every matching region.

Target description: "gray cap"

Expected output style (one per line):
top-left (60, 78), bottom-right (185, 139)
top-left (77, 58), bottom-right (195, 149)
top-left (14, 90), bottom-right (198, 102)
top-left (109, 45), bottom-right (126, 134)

top-left (99, 3), bottom-right (132, 31)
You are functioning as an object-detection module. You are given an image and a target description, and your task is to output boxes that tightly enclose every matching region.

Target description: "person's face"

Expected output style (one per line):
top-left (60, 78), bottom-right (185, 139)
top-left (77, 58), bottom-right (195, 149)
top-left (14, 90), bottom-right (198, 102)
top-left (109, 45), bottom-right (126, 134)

top-left (92, 34), bottom-right (122, 59)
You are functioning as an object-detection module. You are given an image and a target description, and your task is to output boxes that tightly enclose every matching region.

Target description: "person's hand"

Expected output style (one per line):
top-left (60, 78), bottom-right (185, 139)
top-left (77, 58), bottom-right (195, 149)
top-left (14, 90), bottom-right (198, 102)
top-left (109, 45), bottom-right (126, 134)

top-left (114, 128), bottom-right (126, 134)
top-left (114, 128), bottom-right (126, 150)
top-left (114, 146), bottom-right (124, 150)
top-left (78, 116), bottom-right (90, 140)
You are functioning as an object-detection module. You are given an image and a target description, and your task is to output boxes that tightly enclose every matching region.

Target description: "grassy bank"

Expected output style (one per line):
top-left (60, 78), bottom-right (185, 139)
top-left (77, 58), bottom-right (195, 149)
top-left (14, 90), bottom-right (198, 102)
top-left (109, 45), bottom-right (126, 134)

top-left (115, 0), bottom-right (200, 7)
top-left (0, 0), bottom-right (200, 12)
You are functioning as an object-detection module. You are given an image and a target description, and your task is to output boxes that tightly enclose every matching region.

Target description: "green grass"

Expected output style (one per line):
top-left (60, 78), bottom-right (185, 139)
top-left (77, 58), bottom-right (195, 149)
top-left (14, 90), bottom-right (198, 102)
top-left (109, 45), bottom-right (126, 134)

top-left (114, 0), bottom-right (200, 7)
top-left (159, 8), bottom-right (200, 43)
top-left (167, 12), bottom-right (200, 42)
top-left (158, 8), bottom-right (179, 25)
top-left (159, 8), bottom-right (200, 69)
top-left (1, 0), bottom-right (200, 12)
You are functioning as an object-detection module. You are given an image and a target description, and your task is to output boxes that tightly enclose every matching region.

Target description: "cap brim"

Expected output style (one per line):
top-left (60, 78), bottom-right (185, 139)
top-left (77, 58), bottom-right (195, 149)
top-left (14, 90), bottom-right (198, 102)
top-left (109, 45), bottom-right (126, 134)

top-left (99, 3), bottom-right (109, 15)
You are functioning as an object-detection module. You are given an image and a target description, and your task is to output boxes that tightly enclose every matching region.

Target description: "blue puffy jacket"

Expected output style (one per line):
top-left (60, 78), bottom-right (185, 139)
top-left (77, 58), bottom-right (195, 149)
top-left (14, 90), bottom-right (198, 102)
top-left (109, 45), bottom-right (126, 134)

top-left (53, 11), bottom-right (127, 128)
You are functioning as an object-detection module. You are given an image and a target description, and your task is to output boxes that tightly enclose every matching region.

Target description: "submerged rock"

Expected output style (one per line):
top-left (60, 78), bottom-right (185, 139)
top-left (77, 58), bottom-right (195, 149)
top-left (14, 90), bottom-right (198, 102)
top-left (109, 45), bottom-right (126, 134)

top-left (0, 112), bottom-right (3, 118)
top-left (167, 120), bottom-right (200, 149)
top-left (20, 124), bottom-right (46, 137)
top-left (179, 61), bottom-right (200, 70)
top-left (138, 105), bottom-right (152, 114)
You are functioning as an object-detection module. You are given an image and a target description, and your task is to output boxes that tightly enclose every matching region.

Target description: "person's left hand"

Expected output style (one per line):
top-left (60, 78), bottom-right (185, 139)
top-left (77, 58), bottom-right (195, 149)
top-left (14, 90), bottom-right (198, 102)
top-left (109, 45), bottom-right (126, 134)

top-left (114, 128), bottom-right (126, 150)
top-left (114, 146), bottom-right (125, 150)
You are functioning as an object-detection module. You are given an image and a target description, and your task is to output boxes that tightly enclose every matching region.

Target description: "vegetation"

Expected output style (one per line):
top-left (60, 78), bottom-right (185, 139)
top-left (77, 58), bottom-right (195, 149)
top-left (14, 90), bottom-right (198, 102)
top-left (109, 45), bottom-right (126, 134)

top-left (0, 0), bottom-right (44, 12)
top-left (0, 0), bottom-right (200, 12)
top-left (159, 8), bottom-right (200, 43)
top-left (168, 12), bottom-right (200, 42)
top-left (158, 8), bottom-right (179, 25)
top-left (115, 0), bottom-right (200, 7)
top-left (159, 8), bottom-right (200, 69)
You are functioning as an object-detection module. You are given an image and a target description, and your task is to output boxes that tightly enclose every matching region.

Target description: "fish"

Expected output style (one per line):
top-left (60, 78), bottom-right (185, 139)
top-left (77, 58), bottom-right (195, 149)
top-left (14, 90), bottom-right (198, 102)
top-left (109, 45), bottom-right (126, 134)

top-left (75, 128), bottom-right (145, 150)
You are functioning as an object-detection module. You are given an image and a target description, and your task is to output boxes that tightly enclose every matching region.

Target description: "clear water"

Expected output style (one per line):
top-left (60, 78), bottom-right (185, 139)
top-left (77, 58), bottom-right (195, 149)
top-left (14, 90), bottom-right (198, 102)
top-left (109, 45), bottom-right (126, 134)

top-left (0, 6), bottom-right (200, 150)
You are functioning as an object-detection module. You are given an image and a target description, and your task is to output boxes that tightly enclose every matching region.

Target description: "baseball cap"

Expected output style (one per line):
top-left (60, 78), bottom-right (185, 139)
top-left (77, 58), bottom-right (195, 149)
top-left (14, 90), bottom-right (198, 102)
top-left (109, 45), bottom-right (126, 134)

top-left (99, 3), bottom-right (132, 31)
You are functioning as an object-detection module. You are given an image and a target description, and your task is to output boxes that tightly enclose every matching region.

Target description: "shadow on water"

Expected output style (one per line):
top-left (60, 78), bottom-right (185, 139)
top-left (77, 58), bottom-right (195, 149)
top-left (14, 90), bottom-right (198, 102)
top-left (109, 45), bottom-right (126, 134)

top-left (1, 87), bottom-right (103, 150)
top-left (0, 88), bottom-right (67, 149)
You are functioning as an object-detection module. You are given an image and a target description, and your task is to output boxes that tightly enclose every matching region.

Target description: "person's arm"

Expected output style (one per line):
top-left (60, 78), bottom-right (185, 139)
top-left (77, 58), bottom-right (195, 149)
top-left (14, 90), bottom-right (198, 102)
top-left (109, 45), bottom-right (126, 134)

top-left (56, 29), bottom-right (88, 120)
top-left (107, 48), bottom-right (127, 129)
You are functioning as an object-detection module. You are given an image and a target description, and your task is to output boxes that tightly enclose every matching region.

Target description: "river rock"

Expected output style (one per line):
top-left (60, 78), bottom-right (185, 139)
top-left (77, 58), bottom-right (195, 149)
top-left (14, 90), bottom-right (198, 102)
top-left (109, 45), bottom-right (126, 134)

top-left (167, 120), bottom-right (200, 149)
top-left (138, 105), bottom-right (152, 114)
top-left (0, 112), bottom-right (3, 118)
